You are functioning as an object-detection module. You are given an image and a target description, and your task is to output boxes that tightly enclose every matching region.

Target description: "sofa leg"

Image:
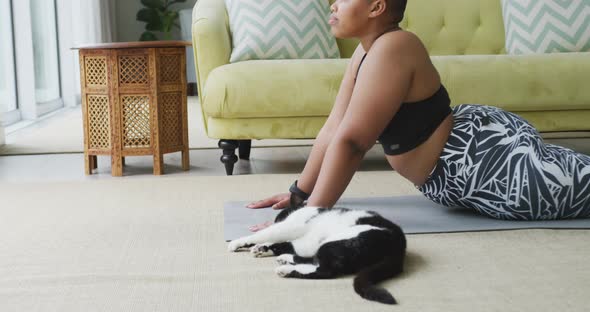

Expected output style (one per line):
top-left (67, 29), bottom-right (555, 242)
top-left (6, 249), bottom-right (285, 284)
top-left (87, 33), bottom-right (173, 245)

top-left (219, 139), bottom-right (239, 175)
top-left (238, 140), bottom-right (251, 160)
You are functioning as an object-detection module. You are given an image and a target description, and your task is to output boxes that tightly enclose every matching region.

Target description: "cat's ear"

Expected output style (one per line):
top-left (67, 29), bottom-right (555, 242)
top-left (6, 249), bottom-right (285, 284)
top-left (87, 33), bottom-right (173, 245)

top-left (289, 192), bottom-right (306, 209)
top-left (274, 192), bottom-right (305, 224)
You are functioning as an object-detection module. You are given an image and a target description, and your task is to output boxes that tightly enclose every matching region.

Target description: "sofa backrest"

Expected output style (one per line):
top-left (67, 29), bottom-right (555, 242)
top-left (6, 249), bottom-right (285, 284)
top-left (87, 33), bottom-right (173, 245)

top-left (331, 0), bottom-right (506, 57)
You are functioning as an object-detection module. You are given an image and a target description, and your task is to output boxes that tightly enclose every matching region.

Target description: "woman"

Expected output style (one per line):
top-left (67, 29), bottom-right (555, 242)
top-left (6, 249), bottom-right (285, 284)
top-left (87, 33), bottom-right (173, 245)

top-left (247, 0), bottom-right (590, 230)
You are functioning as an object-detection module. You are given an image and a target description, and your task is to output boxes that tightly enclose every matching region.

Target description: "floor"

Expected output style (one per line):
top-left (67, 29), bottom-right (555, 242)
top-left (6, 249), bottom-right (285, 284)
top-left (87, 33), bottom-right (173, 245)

top-left (2, 101), bottom-right (590, 182)
top-left (2, 135), bottom-right (590, 183)
top-left (0, 144), bottom-right (393, 182)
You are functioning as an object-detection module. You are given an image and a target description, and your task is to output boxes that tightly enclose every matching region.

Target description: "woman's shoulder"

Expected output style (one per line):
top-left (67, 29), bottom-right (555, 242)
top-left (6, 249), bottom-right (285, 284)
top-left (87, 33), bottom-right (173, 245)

top-left (372, 30), bottom-right (429, 58)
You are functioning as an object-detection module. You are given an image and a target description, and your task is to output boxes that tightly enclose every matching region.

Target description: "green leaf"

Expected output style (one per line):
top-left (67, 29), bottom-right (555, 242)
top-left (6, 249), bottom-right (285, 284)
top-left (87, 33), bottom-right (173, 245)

top-left (162, 11), bottom-right (178, 32)
top-left (146, 19), bottom-right (164, 31)
top-left (141, 0), bottom-right (164, 10)
top-left (167, 0), bottom-right (187, 8)
top-left (139, 31), bottom-right (158, 41)
top-left (168, 11), bottom-right (179, 20)
top-left (136, 8), bottom-right (159, 23)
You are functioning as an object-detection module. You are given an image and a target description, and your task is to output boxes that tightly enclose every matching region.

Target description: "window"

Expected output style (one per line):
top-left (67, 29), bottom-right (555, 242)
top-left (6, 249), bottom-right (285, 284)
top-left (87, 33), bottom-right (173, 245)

top-left (30, 0), bottom-right (61, 104)
top-left (3, 0), bottom-right (113, 130)
top-left (0, 0), bottom-right (18, 126)
top-left (2, 0), bottom-right (65, 127)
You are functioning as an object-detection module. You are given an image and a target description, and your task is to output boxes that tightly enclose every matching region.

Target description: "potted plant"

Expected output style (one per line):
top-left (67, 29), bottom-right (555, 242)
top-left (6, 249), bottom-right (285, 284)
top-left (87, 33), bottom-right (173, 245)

top-left (137, 0), bottom-right (187, 41)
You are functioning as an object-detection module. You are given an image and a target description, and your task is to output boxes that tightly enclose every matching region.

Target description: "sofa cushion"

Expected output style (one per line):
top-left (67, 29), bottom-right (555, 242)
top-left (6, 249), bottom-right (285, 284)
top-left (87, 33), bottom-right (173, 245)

top-left (399, 0), bottom-right (506, 55)
top-left (331, 0), bottom-right (507, 57)
top-left (202, 59), bottom-right (347, 118)
top-left (203, 52), bottom-right (590, 120)
top-left (501, 0), bottom-right (590, 54)
top-left (225, 0), bottom-right (340, 62)
top-left (432, 52), bottom-right (590, 112)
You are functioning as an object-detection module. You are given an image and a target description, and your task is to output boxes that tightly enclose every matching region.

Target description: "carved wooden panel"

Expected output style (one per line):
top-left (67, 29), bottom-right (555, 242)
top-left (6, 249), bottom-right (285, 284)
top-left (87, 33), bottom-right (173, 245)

top-left (119, 55), bottom-right (149, 85)
top-left (159, 54), bottom-right (182, 84)
top-left (160, 92), bottom-right (183, 147)
top-left (77, 42), bottom-right (190, 176)
top-left (121, 95), bottom-right (151, 148)
top-left (87, 95), bottom-right (111, 149)
top-left (84, 57), bottom-right (107, 86)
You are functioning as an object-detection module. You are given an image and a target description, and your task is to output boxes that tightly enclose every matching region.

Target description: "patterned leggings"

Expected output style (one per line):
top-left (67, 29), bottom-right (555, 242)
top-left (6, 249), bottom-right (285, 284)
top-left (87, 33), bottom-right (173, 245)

top-left (418, 104), bottom-right (590, 220)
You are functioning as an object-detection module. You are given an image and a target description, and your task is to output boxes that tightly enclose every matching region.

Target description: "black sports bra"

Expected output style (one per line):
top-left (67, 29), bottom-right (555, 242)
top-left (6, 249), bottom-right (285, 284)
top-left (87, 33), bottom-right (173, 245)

top-left (355, 53), bottom-right (452, 155)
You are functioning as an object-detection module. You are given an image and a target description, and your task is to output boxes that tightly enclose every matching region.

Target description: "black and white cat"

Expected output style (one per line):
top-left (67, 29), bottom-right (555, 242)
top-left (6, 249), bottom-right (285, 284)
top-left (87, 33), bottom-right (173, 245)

top-left (228, 195), bottom-right (407, 305)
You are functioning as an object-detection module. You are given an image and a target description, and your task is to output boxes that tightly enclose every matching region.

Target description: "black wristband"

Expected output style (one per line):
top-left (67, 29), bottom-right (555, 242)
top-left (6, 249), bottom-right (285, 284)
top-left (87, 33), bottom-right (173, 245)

top-left (289, 180), bottom-right (310, 200)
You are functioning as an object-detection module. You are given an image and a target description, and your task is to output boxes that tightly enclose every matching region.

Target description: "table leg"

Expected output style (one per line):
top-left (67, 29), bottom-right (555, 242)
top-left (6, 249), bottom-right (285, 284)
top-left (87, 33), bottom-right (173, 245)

top-left (182, 148), bottom-right (190, 171)
top-left (85, 153), bottom-right (94, 175)
top-left (112, 156), bottom-right (123, 177)
top-left (153, 153), bottom-right (164, 175)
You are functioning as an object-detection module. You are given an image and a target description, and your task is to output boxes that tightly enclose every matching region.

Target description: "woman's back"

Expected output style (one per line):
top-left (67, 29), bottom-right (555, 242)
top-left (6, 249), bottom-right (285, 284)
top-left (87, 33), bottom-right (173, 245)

top-left (352, 30), bottom-right (454, 186)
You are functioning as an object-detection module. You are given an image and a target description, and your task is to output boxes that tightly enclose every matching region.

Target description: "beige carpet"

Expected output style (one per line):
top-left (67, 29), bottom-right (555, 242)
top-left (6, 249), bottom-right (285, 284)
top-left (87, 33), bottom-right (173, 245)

top-left (0, 97), bottom-right (314, 155)
top-left (1, 171), bottom-right (588, 311)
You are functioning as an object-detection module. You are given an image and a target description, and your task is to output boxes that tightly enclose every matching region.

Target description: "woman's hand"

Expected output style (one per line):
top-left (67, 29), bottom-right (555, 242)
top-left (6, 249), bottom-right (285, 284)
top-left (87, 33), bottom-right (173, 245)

top-left (246, 193), bottom-right (290, 232)
top-left (246, 193), bottom-right (291, 210)
top-left (248, 221), bottom-right (274, 232)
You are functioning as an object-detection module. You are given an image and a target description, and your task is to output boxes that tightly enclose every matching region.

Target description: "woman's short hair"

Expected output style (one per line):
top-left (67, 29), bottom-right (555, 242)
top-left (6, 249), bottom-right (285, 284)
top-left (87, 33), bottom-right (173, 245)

top-left (386, 0), bottom-right (407, 23)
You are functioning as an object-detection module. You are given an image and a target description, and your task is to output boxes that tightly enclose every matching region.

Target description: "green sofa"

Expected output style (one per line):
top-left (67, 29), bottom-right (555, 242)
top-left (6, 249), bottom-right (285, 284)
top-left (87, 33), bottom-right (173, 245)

top-left (192, 0), bottom-right (590, 175)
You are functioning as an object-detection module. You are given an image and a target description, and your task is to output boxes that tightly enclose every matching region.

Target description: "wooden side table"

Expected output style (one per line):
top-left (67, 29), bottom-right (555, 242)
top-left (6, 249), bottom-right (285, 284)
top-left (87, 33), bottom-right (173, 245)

top-left (74, 41), bottom-right (191, 176)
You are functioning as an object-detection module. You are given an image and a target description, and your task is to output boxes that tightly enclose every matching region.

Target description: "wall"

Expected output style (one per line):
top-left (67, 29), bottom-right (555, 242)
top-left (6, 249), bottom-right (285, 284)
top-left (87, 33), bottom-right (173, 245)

top-left (0, 126), bottom-right (4, 146)
top-left (116, 0), bottom-right (198, 42)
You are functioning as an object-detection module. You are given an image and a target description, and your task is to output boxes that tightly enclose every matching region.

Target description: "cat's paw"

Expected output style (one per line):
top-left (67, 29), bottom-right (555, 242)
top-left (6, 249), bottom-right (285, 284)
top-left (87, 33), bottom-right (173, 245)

top-left (228, 239), bottom-right (252, 252)
top-left (275, 265), bottom-right (296, 278)
top-left (276, 254), bottom-right (295, 265)
top-left (227, 240), bottom-right (241, 252)
top-left (250, 243), bottom-right (274, 257)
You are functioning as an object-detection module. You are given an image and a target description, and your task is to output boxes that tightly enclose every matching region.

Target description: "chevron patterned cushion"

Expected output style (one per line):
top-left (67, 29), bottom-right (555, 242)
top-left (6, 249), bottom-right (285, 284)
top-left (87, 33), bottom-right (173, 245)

top-left (501, 0), bottom-right (590, 54)
top-left (225, 0), bottom-right (340, 62)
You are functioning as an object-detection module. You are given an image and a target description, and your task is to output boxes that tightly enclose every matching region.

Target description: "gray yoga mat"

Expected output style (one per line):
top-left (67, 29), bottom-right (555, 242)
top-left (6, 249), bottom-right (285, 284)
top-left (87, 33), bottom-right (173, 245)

top-left (224, 195), bottom-right (590, 241)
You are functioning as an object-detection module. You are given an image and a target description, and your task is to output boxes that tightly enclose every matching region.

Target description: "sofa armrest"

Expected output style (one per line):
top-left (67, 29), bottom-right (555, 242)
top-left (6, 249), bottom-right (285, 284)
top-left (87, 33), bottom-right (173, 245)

top-left (192, 0), bottom-right (231, 100)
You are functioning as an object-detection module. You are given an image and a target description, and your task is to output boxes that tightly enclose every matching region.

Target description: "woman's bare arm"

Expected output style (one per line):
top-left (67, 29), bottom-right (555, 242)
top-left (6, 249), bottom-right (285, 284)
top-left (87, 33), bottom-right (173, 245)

top-left (306, 34), bottom-right (416, 208)
top-left (247, 45), bottom-right (366, 210)
top-left (295, 45), bottom-right (366, 196)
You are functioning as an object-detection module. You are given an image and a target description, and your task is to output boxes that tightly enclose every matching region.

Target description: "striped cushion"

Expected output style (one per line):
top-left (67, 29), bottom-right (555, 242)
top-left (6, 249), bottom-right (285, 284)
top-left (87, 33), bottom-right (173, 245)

top-left (501, 0), bottom-right (590, 54)
top-left (225, 0), bottom-right (340, 62)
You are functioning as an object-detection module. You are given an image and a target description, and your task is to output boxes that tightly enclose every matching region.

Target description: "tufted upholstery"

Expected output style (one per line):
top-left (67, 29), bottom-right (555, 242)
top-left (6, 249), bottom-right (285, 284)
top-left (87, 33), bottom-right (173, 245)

top-left (402, 0), bottom-right (506, 55)
top-left (332, 0), bottom-right (506, 57)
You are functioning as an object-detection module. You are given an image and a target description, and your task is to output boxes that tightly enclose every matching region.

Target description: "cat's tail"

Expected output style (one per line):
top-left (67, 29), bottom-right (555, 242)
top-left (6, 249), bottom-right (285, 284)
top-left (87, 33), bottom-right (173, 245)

top-left (353, 255), bottom-right (403, 305)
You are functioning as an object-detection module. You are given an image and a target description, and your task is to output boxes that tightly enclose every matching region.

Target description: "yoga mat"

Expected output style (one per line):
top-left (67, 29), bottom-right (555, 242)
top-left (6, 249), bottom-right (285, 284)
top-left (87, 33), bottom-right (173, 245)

top-left (224, 195), bottom-right (590, 241)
